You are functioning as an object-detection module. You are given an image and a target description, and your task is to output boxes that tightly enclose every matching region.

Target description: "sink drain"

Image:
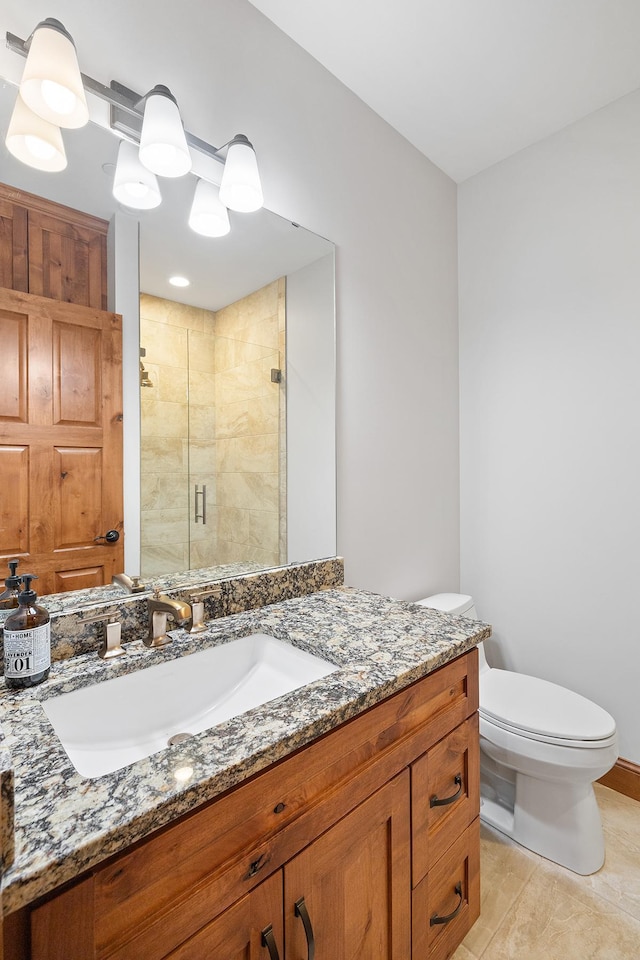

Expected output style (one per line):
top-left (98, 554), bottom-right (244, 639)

top-left (167, 732), bottom-right (193, 747)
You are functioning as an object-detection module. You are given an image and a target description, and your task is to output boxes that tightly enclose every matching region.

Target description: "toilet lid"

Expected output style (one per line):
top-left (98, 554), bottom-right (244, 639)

top-left (480, 669), bottom-right (616, 742)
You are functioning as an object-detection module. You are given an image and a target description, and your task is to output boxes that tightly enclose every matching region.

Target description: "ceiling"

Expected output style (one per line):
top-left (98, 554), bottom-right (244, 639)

top-left (248, 0), bottom-right (640, 182)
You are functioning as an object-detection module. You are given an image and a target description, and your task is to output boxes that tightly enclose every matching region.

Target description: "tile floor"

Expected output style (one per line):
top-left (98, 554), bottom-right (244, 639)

top-left (454, 784), bottom-right (640, 959)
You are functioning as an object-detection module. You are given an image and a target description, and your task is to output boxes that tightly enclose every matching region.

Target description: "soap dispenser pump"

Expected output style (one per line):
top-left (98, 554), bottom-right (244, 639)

top-left (0, 560), bottom-right (21, 610)
top-left (3, 574), bottom-right (51, 688)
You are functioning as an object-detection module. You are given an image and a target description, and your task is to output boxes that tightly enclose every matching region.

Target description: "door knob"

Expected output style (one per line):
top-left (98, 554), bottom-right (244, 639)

top-left (94, 529), bottom-right (120, 543)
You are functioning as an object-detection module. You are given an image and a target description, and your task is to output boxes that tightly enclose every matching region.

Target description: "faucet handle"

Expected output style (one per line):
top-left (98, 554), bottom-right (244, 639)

top-left (99, 619), bottom-right (126, 660)
top-left (189, 600), bottom-right (207, 634)
top-left (80, 609), bottom-right (126, 660)
top-left (112, 573), bottom-right (145, 593)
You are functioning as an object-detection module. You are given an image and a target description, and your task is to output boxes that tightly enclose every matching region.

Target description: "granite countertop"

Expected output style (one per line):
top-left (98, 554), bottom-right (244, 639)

top-left (0, 587), bottom-right (490, 915)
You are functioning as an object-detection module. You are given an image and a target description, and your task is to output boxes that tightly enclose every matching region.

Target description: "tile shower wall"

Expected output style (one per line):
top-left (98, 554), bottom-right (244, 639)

top-left (139, 295), bottom-right (215, 575)
top-left (139, 281), bottom-right (285, 576)
top-left (214, 278), bottom-right (286, 566)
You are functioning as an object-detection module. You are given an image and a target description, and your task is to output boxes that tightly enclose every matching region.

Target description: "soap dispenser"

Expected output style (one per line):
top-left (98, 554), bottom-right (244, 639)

top-left (3, 574), bottom-right (51, 688)
top-left (0, 560), bottom-right (21, 610)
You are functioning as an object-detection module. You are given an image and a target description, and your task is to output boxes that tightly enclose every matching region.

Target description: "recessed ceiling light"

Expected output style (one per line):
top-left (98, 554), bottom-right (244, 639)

top-left (169, 275), bottom-right (190, 287)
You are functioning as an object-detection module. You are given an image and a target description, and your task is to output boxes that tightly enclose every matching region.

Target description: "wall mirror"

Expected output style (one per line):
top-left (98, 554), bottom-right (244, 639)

top-left (0, 76), bottom-right (336, 604)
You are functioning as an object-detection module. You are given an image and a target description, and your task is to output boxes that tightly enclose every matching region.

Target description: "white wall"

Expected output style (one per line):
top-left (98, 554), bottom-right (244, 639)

top-left (459, 90), bottom-right (640, 763)
top-left (286, 254), bottom-right (336, 564)
top-left (107, 214), bottom-right (141, 575)
top-left (3, 0), bottom-right (460, 600)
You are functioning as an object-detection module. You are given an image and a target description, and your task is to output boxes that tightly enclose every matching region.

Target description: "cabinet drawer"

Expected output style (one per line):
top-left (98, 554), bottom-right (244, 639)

top-left (412, 818), bottom-right (480, 960)
top-left (411, 713), bottom-right (479, 886)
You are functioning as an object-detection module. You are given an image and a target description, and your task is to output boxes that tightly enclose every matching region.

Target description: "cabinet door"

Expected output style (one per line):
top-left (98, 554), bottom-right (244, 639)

top-left (165, 871), bottom-right (283, 960)
top-left (284, 771), bottom-right (410, 960)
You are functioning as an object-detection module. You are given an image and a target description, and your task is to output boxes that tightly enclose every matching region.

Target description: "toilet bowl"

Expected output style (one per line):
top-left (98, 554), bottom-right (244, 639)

top-left (415, 593), bottom-right (617, 875)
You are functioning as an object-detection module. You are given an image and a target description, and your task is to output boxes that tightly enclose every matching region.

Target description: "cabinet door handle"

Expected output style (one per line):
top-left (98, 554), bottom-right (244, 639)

top-left (430, 882), bottom-right (463, 926)
top-left (294, 897), bottom-right (316, 960)
top-left (261, 923), bottom-right (281, 960)
top-left (430, 774), bottom-right (463, 808)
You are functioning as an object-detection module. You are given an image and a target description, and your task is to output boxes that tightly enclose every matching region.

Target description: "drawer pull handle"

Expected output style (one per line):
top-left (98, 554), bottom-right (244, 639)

top-left (245, 852), bottom-right (269, 878)
top-left (430, 774), bottom-right (463, 808)
top-left (261, 923), bottom-right (281, 960)
top-left (430, 882), bottom-right (463, 926)
top-left (295, 897), bottom-right (316, 960)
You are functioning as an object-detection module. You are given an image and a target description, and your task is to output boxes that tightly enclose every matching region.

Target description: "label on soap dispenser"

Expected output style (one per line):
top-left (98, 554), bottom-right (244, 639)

top-left (4, 623), bottom-right (51, 678)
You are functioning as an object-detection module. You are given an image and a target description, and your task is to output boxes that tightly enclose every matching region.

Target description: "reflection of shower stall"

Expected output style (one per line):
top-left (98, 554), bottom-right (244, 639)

top-left (139, 279), bottom-right (286, 577)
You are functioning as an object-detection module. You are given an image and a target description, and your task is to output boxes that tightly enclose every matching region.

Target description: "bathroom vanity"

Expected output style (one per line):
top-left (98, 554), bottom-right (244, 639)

top-left (0, 573), bottom-right (488, 960)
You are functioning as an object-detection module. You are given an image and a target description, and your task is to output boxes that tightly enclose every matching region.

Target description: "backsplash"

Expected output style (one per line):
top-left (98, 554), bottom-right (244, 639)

top-left (0, 558), bottom-right (344, 667)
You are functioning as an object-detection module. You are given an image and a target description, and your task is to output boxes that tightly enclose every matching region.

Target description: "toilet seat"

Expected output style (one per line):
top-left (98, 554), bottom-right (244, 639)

top-left (480, 669), bottom-right (616, 747)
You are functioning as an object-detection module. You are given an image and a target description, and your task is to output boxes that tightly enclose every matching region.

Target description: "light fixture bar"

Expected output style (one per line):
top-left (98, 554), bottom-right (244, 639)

top-left (6, 30), bottom-right (226, 168)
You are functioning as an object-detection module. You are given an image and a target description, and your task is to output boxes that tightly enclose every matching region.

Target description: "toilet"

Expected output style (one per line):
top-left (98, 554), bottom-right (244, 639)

top-left (415, 593), bottom-right (618, 875)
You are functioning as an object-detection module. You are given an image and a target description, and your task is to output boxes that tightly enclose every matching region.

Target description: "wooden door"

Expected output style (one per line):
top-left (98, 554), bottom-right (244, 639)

top-left (164, 871), bottom-right (283, 960)
top-left (284, 771), bottom-right (411, 960)
top-left (0, 288), bottom-right (123, 595)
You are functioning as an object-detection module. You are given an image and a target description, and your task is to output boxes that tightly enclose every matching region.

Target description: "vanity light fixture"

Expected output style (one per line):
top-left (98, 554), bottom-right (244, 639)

top-left (5, 19), bottom-right (264, 231)
top-left (188, 179), bottom-right (231, 237)
top-left (138, 84), bottom-right (192, 179)
top-left (112, 139), bottom-right (162, 209)
top-left (18, 18), bottom-right (89, 129)
top-left (219, 134), bottom-right (264, 213)
top-left (5, 93), bottom-right (67, 171)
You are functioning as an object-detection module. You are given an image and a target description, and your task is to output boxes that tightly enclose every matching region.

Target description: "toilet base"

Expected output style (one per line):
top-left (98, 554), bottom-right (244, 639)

top-left (480, 756), bottom-right (605, 875)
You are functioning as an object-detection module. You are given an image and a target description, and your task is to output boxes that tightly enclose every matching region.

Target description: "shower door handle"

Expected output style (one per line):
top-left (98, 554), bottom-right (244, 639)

top-left (194, 484), bottom-right (207, 524)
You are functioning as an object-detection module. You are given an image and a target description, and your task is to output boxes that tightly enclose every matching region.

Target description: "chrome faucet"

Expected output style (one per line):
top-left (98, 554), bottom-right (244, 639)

top-left (146, 590), bottom-right (191, 647)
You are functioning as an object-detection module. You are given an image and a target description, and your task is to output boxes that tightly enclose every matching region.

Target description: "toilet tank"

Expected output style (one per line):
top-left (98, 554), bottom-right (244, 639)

top-left (415, 593), bottom-right (478, 619)
top-left (415, 593), bottom-right (488, 672)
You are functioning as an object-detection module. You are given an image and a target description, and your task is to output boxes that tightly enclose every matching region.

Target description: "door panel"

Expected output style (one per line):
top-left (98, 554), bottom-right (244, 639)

top-left (53, 321), bottom-right (101, 425)
top-left (0, 197), bottom-right (28, 292)
top-left (0, 445), bottom-right (29, 555)
top-left (53, 566), bottom-right (105, 594)
top-left (27, 211), bottom-right (107, 310)
top-left (0, 309), bottom-right (28, 422)
top-left (0, 289), bottom-right (123, 594)
top-left (54, 447), bottom-right (103, 548)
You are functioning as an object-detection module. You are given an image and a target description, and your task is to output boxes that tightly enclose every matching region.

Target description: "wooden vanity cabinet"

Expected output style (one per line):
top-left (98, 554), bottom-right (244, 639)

top-left (0, 183), bottom-right (108, 310)
top-left (168, 774), bottom-right (410, 960)
top-left (9, 649), bottom-right (480, 960)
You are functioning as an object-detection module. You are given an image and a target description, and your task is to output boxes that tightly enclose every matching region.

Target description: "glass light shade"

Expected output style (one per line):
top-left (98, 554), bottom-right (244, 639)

top-left (139, 85), bottom-right (192, 178)
top-left (5, 93), bottom-right (67, 172)
top-left (219, 135), bottom-right (263, 213)
top-left (19, 19), bottom-right (88, 129)
top-left (113, 139), bottom-right (162, 210)
top-left (188, 179), bottom-right (231, 237)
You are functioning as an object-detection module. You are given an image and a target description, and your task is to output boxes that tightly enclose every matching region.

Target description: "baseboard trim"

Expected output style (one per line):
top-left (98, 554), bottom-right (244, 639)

top-left (598, 758), bottom-right (640, 802)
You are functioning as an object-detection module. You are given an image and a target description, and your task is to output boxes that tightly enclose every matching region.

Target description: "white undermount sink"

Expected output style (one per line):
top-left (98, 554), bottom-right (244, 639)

top-left (42, 633), bottom-right (338, 779)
